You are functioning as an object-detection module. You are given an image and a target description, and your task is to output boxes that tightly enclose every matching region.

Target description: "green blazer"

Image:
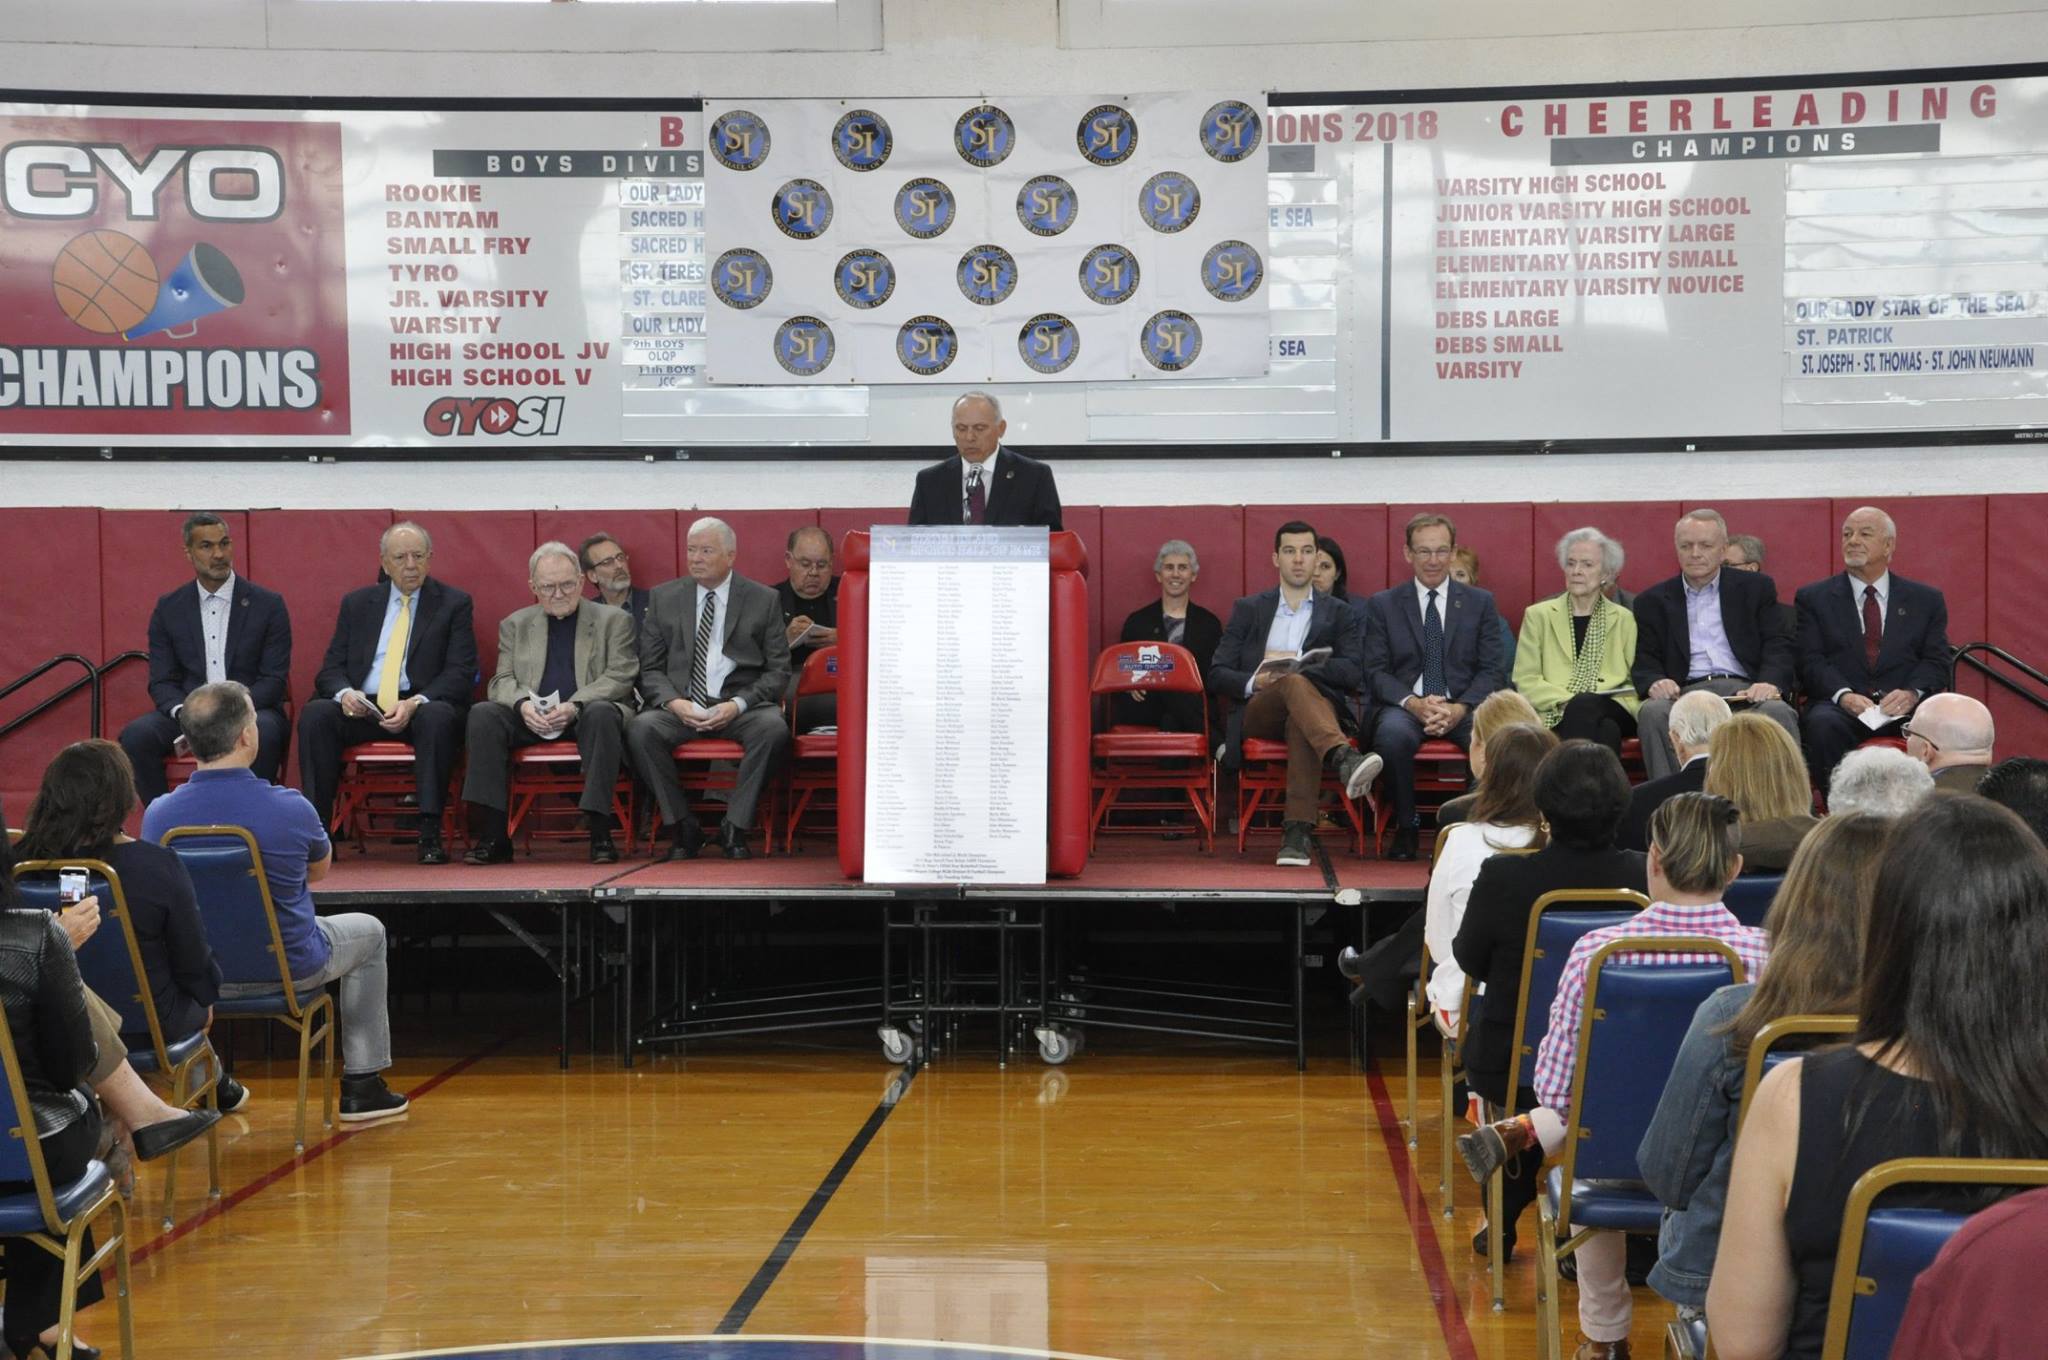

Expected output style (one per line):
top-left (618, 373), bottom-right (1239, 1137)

top-left (1513, 594), bottom-right (1640, 725)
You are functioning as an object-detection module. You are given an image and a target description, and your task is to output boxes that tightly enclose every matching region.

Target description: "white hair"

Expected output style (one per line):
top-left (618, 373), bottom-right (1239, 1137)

top-left (1555, 526), bottom-right (1624, 581)
top-left (528, 540), bottom-right (580, 579)
top-left (1674, 508), bottom-right (1727, 542)
top-left (952, 390), bottom-right (1003, 423)
top-left (687, 516), bottom-right (737, 552)
top-left (1668, 689), bottom-right (1733, 749)
top-left (1154, 539), bottom-right (1199, 574)
top-left (381, 520), bottom-right (433, 556)
top-left (1828, 746), bottom-right (1935, 817)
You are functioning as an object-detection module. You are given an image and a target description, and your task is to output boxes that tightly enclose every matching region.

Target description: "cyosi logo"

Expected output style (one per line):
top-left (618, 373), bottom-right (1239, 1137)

top-left (2, 142), bottom-right (286, 221)
top-left (423, 395), bottom-right (564, 438)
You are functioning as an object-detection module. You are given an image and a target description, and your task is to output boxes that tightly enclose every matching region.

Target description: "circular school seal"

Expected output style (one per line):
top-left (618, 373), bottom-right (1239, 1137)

top-left (1018, 313), bottom-right (1080, 374)
top-left (1200, 100), bottom-right (1264, 163)
top-left (954, 104), bottom-right (1017, 168)
top-left (1200, 240), bottom-right (1264, 301)
top-left (833, 249), bottom-right (896, 310)
top-left (708, 110), bottom-right (772, 171)
top-left (1077, 104), bottom-right (1139, 166)
top-left (831, 109), bottom-right (893, 171)
top-left (773, 316), bottom-right (835, 376)
top-left (710, 248), bottom-right (773, 310)
top-left (1078, 244), bottom-right (1140, 305)
top-left (956, 244), bottom-right (1019, 306)
top-left (896, 315), bottom-right (959, 375)
top-left (893, 177), bottom-right (957, 239)
top-left (770, 179), bottom-right (833, 240)
top-left (1140, 309), bottom-right (1203, 371)
top-left (1015, 175), bottom-right (1078, 237)
top-left (1138, 171), bottom-right (1201, 233)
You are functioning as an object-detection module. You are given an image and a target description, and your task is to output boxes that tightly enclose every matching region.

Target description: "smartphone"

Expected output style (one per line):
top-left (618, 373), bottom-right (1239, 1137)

top-left (57, 868), bottom-right (90, 905)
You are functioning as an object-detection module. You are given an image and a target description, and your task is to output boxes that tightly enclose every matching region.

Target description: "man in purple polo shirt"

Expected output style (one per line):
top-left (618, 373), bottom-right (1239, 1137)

top-left (143, 681), bottom-right (407, 1123)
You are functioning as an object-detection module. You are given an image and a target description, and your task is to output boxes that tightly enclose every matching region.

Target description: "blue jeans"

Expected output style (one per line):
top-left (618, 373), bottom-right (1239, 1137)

top-left (220, 913), bottom-right (391, 1076)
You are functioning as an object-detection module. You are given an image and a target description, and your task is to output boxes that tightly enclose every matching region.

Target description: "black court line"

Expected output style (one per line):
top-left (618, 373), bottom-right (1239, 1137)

top-left (1313, 837), bottom-right (1341, 893)
top-left (715, 1059), bottom-right (922, 1333)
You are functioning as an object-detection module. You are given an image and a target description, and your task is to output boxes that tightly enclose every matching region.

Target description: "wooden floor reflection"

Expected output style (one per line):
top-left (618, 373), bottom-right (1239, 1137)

top-left (109, 1021), bottom-right (1684, 1360)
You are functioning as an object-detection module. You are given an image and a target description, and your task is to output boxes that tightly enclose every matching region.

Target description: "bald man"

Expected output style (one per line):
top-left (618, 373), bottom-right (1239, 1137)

top-left (1906, 692), bottom-right (1995, 795)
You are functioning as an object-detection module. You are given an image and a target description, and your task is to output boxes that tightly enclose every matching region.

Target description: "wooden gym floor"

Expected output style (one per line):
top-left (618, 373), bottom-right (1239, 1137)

top-left (106, 1010), bottom-right (1686, 1360)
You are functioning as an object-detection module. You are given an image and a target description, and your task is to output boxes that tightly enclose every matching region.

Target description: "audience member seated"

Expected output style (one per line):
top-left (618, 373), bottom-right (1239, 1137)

top-left (778, 526), bottom-right (841, 733)
top-left (296, 521), bottom-right (476, 865)
top-left (627, 517), bottom-right (791, 862)
top-left (1311, 535), bottom-right (1352, 605)
top-left (1890, 1183), bottom-right (2048, 1359)
top-left (1704, 713), bottom-right (1820, 873)
top-left (1436, 691), bottom-right (1543, 828)
top-left (578, 531), bottom-right (651, 640)
top-left (1904, 691), bottom-right (1995, 795)
top-left (1422, 724), bottom-right (1558, 1033)
top-left (117, 512), bottom-right (292, 808)
top-left (147, 682), bottom-right (409, 1123)
top-left (1619, 691), bottom-right (1731, 853)
top-left (1449, 545), bottom-right (1519, 681)
top-left (1793, 505), bottom-right (1952, 786)
top-left (1451, 742), bottom-right (1647, 1259)
top-left (1721, 532), bottom-right (1798, 641)
top-left (1361, 512), bottom-right (1507, 860)
top-left (14, 740), bottom-right (242, 1111)
top-left (907, 391), bottom-right (1062, 529)
top-left (1515, 527), bottom-right (1639, 756)
top-left (1706, 794), bottom-right (2048, 1360)
top-left (1630, 508), bottom-right (1798, 781)
top-left (1209, 521), bottom-right (1379, 868)
top-left (1460, 793), bottom-right (1769, 1360)
top-left (1977, 755), bottom-right (2048, 846)
top-left (1825, 744), bottom-right (1934, 819)
top-left (460, 543), bottom-right (638, 866)
top-left (1636, 812), bottom-right (1887, 1325)
top-left (1115, 539), bottom-right (1222, 735)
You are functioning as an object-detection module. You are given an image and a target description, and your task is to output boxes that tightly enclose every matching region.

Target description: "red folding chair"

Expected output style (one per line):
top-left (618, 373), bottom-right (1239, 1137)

top-left (1373, 738), bottom-right (1469, 854)
top-left (1088, 642), bottom-right (1213, 852)
top-left (1237, 737), bottom-right (1370, 856)
top-left (784, 648), bottom-right (839, 853)
top-left (505, 744), bottom-right (637, 854)
top-left (1619, 736), bottom-right (1646, 784)
top-left (668, 740), bottom-right (777, 856)
top-left (330, 742), bottom-right (463, 850)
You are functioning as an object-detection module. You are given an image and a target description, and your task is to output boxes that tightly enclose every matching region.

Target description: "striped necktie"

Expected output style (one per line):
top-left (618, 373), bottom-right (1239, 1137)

top-left (1422, 589), bottom-right (1446, 696)
top-left (689, 589), bottom-right (717, 704)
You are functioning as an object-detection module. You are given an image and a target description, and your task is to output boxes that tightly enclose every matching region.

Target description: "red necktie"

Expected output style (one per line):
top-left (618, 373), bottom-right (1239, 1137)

top-left (966, 468), bottom-right (986, 525)
top-left (1862, 584), bottom-right (1883, 670)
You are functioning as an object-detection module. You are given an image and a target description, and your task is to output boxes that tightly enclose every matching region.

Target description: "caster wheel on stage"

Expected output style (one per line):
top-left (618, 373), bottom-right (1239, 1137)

top-left (1033, 1024), bottom-right (1084, 1066)
top-left (878, 1025), bottom-right (919, 1066)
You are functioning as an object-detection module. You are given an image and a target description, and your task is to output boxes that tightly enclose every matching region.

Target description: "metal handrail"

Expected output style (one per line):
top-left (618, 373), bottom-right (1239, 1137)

top-left (1952, 642), bottom-right (2048, 717)
top-left (0, 654), bottom-right (102, 742)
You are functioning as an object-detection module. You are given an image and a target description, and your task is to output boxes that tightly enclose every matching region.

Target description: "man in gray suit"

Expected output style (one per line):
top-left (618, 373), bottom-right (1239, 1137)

top-left (628, 517), bottom-right (792, 861)
top-left (462, 542), bottom-right (639, 865)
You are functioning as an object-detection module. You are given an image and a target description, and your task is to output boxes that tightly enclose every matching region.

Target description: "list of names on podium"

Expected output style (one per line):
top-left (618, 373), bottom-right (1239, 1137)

top-left (864, 527), bottom-right (1049, 885)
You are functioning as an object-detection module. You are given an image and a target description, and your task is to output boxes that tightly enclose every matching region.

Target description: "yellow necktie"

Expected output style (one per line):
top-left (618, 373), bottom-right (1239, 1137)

top-left (377, 594), bottom-right (413, 711)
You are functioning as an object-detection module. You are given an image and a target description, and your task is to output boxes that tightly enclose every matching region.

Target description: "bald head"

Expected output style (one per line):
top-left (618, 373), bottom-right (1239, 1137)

top-left (1908, 692), bottom-right (1994, 770)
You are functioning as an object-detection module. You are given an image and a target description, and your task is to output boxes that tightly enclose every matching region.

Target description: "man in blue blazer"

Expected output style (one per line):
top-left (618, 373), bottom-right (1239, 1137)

top-left (906, 392), bottom-right (1063, 530)
top-left (1209, 521), bottom-right (1380, 867)
top-left (1359, 513), bottom-right (1506, 859)
top-left (297, 522), bottom-right (477, 863)
top-left (118, 513), bottom-right (293, 806)
top-left (1795, 505), bottom-right (1951, 784)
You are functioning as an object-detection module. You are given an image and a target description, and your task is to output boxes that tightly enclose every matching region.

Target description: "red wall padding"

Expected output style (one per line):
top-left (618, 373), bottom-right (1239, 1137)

top-left (1986, 495), bottom-right (2048, 761)
top-left (1395, 502), bottom-right (1535, 631)
top-left (533, 510), bottom-right (679, 598)
top-left (1096, 505), bottom-right (1244, 657)
top-left (1718, 499), bottom-right (1836, 601)
top-left (394, 510), bottom-right (536, 686)
top-left (0, 508), bottom-right (102, 818)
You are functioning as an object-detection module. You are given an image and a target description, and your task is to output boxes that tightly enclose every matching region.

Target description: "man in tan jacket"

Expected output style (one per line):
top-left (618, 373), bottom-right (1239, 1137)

top-left (462, 541), bottom-right (638, 864)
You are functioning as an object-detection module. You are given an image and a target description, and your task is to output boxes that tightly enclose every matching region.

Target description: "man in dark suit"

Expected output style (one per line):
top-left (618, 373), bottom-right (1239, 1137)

top-left (1723, 531), bottom-right (1801, 647)
top-left (579, 532), bottom-right (651, 641)
top-left (1795, 505), bottom-right (1951, 784)
top-left (1116, 538), bottom-right (1223, 735)
top-left (627, 517), bottom-right (792, 861)
top-left (119, 512), bottom-right (293, 805)
top-left (1630, 508), bottom-right (1797, 781)
top-left (1617, 689), bottom-right (1729, 852)
top-left (1209, 521), bottom-right (1379, 868)
top-left (906, 392), bottom-right (1062, 530)
top-left (778, 526), bottom-right (840, 733)
top-left (1359, 512), bottom-right (1506, 859)
top-left (297, 522), bottom-right (477, 864)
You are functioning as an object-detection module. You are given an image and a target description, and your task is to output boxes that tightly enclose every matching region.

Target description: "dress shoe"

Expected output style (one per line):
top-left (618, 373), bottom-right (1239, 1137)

top-left (1471, 1218), bottom-right (1517, 1262)
top-left (131, 1108), bottom-right (221, 1162)
top-left (1389, 824), bottom-right (1419, 861)
top-left (215, 1074), bottom-right (252, 1113)
top-left (1572, 1337), bottom-right (1630, 1360)
top-left (719, 821), bottom-right (753, 860)
top-left (589, 832), bottom-right (620, 865)
top-left (664, 820), bottom-right (705, 861)
top-left (416, 832), bottom-right (448, 865)
top-left (1336, 945), bottom-right (1362, 981)
top-left (1458, 1114), bottom-right (1535, 1184)
top-left (463, 836), bottom-right (514, 866)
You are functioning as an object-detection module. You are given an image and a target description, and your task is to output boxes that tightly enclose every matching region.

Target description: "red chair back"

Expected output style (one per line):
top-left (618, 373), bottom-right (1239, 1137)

top-left (796, 648), bottom-right (840, 699)
top-left (1088, 641), bottom-right (1205, 697)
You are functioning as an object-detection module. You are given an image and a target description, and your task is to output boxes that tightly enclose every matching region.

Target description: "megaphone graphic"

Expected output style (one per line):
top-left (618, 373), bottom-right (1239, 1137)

top-left (124, 243), bottom-right (244, 342)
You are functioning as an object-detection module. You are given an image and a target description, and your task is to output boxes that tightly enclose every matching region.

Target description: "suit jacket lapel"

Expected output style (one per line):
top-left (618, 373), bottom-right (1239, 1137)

top-left (1402, 583), bottom-right (1426, 656)
top-left (405, 579), bottom-right (436, 664)
top-left (1250, 590), bottom-right (1281, 654)
top-left (721, 578), bottom-right (742, 645)
top-left (574, 604), bottom-right (597, 684)
top-left (1546, 596), bottom-right (1573, 662)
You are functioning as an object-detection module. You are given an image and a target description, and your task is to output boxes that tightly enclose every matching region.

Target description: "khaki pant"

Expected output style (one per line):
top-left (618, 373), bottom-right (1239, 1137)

top-left (1242, 674), bottom-right (1348, 824)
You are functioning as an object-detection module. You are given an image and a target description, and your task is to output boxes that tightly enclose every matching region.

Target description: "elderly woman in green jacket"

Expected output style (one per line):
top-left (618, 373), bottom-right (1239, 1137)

top-left (1514, 527), bottom-right (1640, 754)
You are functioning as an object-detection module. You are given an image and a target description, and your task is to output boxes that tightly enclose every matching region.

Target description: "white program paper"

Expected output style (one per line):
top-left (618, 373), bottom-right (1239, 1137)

top-left (864, 526), bottom-right (1050, 884)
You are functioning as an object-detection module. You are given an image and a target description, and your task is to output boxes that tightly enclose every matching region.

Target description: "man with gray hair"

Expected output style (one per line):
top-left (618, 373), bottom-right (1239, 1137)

top-left (460, 542), bottom-right (639, 864)
top-left (298, 521), bottom-right (477, 863)
top-left (906, 391), bottom-right (1063, 529)
top-left (1114, 539), bottom-right (1222, 733)
top-left (1904, 691), bottom-right (1996, 795)
top-left (628, 517), bottom-right (791, 860)
top-left (1618, 689), bottom-right (1731, 852)
top-left (1629, 507), bottom-right (1798, 781)
top-left (1826, 745), bottom-right (1935, 817)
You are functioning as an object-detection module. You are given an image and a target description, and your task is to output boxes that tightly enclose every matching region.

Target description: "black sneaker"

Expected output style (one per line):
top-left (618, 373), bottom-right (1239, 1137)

top-left (339, 1074), bottom-right (410, 1122)
top-left (1276, 820), bottom-right (1314, 867)
top-left (216, 1075), bottom-right (251, 1113)
top-left (1329, 747), bottom-right (1385, 801)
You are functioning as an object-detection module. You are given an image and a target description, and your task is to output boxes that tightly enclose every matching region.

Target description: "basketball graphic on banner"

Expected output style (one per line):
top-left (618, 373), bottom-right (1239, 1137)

top-left (52, 230), bottom-right (160, 336)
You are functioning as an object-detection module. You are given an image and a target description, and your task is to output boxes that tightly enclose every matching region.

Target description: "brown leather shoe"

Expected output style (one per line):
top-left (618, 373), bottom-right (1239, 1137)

top-left (1572, 1336), bottom-right (1630, 1360)
top-left (1456, 1115), bottom-right (1535, 1183)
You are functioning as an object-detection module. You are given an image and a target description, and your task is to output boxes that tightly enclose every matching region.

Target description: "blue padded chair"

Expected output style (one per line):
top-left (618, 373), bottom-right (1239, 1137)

top-left (1819, 1158), bottom-right (2048, 1360)
top-left (13, 859), bottom-right (224, 1230)
top-left (1475, 888), bottom-right (1646, 1311)
top-left (1534, 937), bottom-right (1745, 1360)
top-left (0, 997), bottom-right (134, 1360)
top-left (160, 826), bottom-right (335, 1152)
top-left (1721, 874), bottom-right (1782, 928)
top-left (1735, 1013), bottom-right (1855, 1141)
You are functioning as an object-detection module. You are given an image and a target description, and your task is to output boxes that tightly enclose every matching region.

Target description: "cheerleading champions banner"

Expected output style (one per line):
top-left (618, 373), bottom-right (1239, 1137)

top-left (699, 94), bottom-right (1272, 384)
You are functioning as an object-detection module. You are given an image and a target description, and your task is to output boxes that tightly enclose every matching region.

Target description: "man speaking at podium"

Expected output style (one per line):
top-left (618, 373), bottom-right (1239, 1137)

top-left (907, 392), bottom-right (1063, 530)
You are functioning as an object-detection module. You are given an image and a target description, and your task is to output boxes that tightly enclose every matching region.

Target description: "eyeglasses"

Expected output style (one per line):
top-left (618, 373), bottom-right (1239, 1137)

top-left (386, 551), bottom-right (429, 565)
top-left (1410, 547), bottom-right (1456, 560)
top-left (1902, 723), bottom-right (1938, 752)
top-left (533, 581), bottom-right (582, 598)
top-left (588, 551), bottom-right (628, 571)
